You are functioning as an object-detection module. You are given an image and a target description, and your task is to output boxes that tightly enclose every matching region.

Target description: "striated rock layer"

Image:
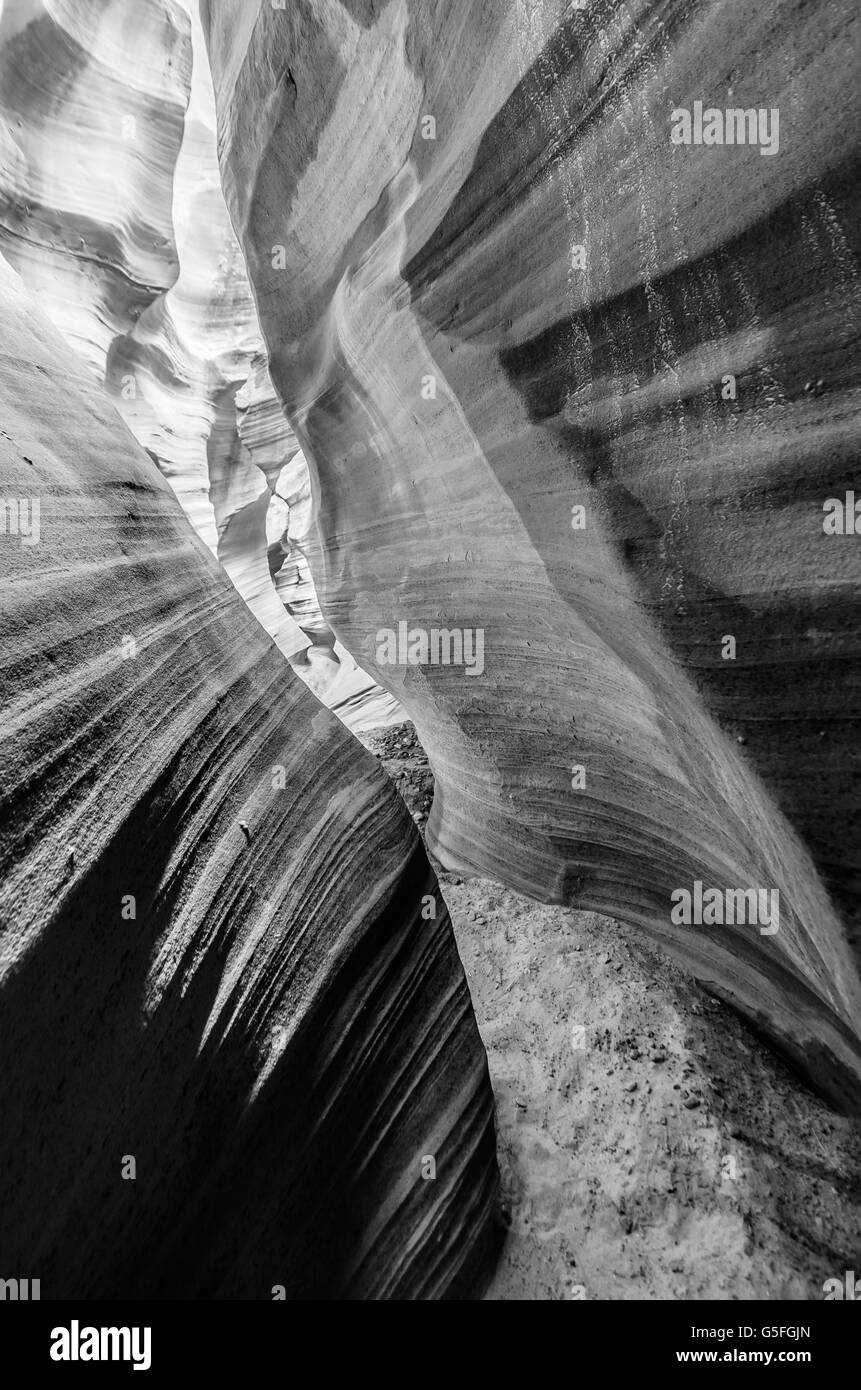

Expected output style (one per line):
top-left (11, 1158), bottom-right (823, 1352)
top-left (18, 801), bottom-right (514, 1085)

top-left (202, 0), bottom-right (861, 1110)
top-left (0, 257), bottom-right (498, 1298)
top-left (0, 0), bottom-right (399, 729)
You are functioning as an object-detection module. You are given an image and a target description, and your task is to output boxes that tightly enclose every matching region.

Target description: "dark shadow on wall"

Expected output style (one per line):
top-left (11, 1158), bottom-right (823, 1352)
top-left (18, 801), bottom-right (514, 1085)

top-left (0, 691), bottom-right (499, 1299)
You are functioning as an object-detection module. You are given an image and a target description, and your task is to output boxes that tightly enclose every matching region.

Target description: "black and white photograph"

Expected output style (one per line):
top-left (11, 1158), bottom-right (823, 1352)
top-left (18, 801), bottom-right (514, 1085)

top-left (0, 0), bottom-right (858, 1354)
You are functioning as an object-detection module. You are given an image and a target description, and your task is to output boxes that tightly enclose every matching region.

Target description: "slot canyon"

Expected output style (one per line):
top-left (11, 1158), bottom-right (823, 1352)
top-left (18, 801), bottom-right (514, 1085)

top-left (0, 0), bottom-right (859, 1304)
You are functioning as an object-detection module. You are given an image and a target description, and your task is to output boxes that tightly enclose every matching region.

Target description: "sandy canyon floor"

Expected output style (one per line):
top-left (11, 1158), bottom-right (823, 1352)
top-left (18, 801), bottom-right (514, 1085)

top-left (360, 723), bottom-right (861, 1301)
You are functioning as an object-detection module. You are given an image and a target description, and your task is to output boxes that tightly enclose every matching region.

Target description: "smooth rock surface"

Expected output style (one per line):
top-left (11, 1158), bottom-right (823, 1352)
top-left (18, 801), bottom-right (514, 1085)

top-left (0, 0), bottom-right (399, 728)
top-left (202, 0), bottom-right (861, 1110)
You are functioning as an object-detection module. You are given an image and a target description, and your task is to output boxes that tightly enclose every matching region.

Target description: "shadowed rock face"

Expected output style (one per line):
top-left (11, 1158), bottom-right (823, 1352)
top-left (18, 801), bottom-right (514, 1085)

top-left (0, 258), bottom-right (499, 1298)
top-left (201, 0), bottom-right (861, 1110)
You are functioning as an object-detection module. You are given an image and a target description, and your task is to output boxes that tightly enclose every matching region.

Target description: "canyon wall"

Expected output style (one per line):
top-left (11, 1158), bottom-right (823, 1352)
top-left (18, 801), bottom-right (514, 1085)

top-left (0, 255), bottom-right (498, 1297)
top-left (202, 0), bottom-right (861, 1110)
top-left (0, 0), bottom-right (398, 728)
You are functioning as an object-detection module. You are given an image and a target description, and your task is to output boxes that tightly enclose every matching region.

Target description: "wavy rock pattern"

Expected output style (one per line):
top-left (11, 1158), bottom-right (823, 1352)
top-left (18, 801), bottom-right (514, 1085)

top-left (202, 0), bottom-right (861, 1110)
top-left (0, 0), bottom-right (399, 729)
top-left (0, 257), bottom-right (498, 1297)
top-left (0, 0), bottom-right (187, 372)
